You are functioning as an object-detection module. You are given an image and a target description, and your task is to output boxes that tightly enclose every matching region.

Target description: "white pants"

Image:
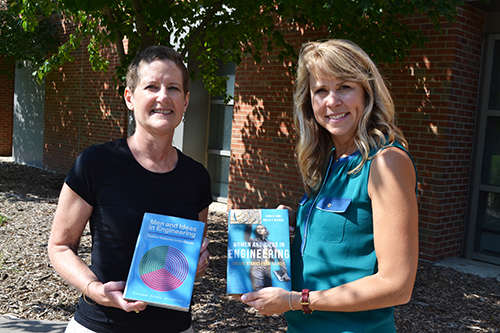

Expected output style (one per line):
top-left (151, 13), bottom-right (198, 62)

top-left (65, 317), bottom-right (194, 333)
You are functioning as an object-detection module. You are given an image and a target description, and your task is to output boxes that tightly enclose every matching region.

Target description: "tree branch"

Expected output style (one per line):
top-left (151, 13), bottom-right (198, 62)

top-left (102, 5), bottom-right (126, 66)
top-left (130, 0), bottom-right (156, 52)
top-left (180, 1), bottom-right (223, 58)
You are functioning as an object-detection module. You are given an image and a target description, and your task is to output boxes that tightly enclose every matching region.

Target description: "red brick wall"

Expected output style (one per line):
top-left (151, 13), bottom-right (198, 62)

top-left (43, 24), bottom-right (128, 173)
top-left (37, 6), bottom-right (486, 261)
top-left (229, 5), bottom-right (485, 262)
top-left (387, 5), bottom-right (485, 261)
top-left (228, 26), bottom-right (325, 209)
top-left (0, 55), bottom-right (14, 156)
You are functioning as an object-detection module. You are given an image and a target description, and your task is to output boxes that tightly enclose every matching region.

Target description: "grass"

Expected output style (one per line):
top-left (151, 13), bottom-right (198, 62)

top-left (0, 214), bottom-right (7, 226)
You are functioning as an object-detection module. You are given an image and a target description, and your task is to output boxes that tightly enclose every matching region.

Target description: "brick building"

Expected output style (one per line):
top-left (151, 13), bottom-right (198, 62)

top-left (0, 55), bottom-right (14, 156)
top-left (1, 2), bottom-right (499, 265)
top-left (42, 35), bottom-right (128, 172)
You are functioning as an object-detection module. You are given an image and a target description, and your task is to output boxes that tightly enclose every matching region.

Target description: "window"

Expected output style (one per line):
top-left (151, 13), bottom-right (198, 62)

top-left (207, 62), bottom-right (235, 202)
top-left (467, 35), bottom-right (500, 264)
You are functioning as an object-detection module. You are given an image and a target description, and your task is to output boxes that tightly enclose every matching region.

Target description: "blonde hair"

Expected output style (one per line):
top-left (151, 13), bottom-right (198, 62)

top-left (294, 39), bottom-right (407, 195)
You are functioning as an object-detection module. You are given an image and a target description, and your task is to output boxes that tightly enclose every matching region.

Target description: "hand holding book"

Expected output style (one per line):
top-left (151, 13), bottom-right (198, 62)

top-left (240, 286), bottom-right (294, 316)
top-left (196, 237), bottom-right (210, 279)
top-left (82, 279), bottom-right (148, 313)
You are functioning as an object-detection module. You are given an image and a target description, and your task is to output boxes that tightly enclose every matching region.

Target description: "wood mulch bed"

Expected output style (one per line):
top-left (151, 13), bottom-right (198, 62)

top-left (0, 160), bottom-right (499, 332)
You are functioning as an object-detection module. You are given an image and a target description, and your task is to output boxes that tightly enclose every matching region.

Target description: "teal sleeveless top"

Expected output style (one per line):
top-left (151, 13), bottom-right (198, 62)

top-left (285, 142), bottom-right (415, 333)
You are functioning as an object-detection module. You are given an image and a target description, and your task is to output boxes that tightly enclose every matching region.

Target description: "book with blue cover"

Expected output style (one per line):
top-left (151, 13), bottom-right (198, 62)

top-left (124, 212), bottom-right (205, 312)
top-left (226, 209), bottom-right (291, 295)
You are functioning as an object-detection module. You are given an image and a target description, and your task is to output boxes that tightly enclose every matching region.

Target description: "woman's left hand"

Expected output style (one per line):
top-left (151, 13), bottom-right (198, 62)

top-left (87, 280), bottom-right (147, 313)
top-left (196, 237), bottom-right (210, 279)
top-left (240, 287), bottom-right (290, 316)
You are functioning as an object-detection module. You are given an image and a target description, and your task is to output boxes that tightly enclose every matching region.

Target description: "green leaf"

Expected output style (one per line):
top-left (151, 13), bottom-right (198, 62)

top-left (4, 0), bottom-right (467, 97)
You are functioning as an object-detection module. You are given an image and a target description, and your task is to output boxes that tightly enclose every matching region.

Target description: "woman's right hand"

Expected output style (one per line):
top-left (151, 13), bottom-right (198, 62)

top-left (87, 280), bottom-right (147, 313)
top-left (240, 287), bottom-right (291, 316)
top-left (277, 204), bottom-right (297, 235)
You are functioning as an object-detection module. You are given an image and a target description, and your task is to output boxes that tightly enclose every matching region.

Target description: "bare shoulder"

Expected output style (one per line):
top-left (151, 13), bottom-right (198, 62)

top-left (372, 147), bottom-right (415, 174)
top-left (369, 146), bottom-right (416, 195)
top-left (372, 146), bottom-right (413, 170)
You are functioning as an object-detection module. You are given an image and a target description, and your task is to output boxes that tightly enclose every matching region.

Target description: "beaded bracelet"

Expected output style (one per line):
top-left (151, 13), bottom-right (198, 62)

top-left (83, 280), bottom-right (99, 305)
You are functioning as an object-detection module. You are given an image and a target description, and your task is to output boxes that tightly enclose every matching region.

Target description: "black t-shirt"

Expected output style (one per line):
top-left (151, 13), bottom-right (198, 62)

top-left (65, 138), bottom-right (212, 332)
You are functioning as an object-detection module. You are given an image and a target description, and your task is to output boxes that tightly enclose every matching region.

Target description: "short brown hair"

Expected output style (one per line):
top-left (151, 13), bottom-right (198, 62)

top-left (126, 46), bottom-right (189, 95)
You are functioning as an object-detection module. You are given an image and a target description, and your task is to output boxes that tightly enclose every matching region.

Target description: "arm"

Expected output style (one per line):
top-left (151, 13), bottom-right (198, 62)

top-left (196, 206), bottom-right (210, 278)
top-left (305, 147), bottom-right (418, 311)
top-left (48, 184), bottom-right (146, 312)
top-left (242, 147), bottom-right (418, 315)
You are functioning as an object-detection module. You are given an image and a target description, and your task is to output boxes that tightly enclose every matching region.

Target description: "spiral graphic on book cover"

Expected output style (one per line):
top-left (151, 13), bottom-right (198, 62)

top-left (138, 245), bottom-right (189, 291)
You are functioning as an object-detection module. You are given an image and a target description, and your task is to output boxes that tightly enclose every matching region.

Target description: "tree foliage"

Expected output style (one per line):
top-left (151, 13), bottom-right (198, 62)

top-left (6, 0), bottom-right (470, 96)
top-left (0, 1), bottom-right (59, 74)
top-left (293, 0), bottom-right (471, 64)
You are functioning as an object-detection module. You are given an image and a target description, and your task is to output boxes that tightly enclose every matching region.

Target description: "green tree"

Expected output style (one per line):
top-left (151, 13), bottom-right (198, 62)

top-left (10, 0), bottom-right (469, 96)
top-left (0, 1), bottom-right (59, 75)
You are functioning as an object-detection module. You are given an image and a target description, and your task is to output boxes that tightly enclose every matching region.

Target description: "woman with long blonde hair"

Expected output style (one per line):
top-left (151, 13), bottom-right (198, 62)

top-left (240, 39), bottom-right (418, 333)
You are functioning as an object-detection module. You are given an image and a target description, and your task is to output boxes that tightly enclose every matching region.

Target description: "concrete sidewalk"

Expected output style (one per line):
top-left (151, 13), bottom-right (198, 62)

top-left (435, 256), bottom-right (500, 280)
top-left (0, 316), bottom-right (67, 333)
